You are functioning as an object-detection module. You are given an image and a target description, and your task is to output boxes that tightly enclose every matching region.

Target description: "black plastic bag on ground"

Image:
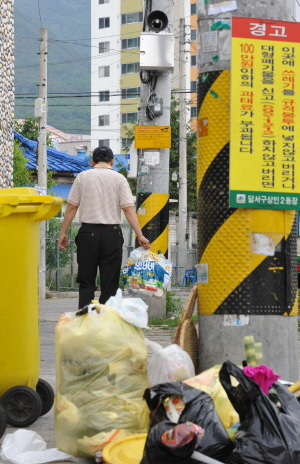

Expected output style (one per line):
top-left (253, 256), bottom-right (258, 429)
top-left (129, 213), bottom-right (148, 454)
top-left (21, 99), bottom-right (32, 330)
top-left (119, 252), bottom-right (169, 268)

top-left (219, 361), bottom-right (300, 464)
top-left (141, 382), bottom-right (233, 464)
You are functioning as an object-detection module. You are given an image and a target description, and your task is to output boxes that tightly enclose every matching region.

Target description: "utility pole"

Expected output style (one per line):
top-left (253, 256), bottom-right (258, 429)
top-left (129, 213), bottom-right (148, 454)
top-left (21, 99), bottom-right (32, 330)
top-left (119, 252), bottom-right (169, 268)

top-left (135, 1), bottom-right (174, 256)
top-left (37, 28), bottom-right (48, 300)
top-left (196, 0), bottom-right (298, 380)
top-left (178, 18), bottom-right (188, 254)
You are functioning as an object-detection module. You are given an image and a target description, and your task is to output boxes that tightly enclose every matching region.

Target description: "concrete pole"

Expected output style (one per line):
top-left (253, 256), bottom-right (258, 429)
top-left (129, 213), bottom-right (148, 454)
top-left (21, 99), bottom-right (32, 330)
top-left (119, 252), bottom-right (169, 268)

top-left (38, 28), bottom-right (48, 300)
top-left (178, 18), bottom-right (188, 253)
top-left (196, 0), bottom-right (298, 380)
top-left (135, 0), bottom-right (173, 256)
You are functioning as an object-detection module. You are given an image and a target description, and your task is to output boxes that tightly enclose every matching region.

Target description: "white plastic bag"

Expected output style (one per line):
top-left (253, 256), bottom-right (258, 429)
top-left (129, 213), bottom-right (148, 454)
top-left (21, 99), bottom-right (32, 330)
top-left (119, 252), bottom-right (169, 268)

top-left (0, 430), bottom-right (74, 464)
top-left (106, 288), bottom-right (149, 328)
top-left (145, 339), bottom-right (195, 387)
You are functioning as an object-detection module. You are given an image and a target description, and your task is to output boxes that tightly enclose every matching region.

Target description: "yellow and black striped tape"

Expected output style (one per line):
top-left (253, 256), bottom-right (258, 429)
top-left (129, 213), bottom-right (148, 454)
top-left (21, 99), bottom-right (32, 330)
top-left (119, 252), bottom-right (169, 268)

top-left (136, 192), bottom-right (169, 256)
top-left (197, 70), bottom-right (298, 316)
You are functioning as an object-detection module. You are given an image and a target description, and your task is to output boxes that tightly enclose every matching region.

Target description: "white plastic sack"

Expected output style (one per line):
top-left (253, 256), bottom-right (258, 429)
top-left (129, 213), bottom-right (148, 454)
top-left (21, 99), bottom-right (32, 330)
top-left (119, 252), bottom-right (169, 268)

top-left (145, 339), bottom-right (195, 387)
top-left (0, 430), bottom-right (74, 464)
top-left (106, 288), bottom-right (149, 328)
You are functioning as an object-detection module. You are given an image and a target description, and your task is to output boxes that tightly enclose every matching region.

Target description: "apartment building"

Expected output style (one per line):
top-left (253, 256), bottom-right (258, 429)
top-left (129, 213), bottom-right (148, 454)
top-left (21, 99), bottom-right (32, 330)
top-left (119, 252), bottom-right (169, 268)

top-left (91, 0), bottom-right (198, 153)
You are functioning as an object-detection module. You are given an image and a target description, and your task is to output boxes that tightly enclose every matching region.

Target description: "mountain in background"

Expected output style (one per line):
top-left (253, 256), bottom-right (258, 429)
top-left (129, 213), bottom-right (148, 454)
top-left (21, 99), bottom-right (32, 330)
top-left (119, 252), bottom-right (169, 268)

top-left (14, 0), bottom-right (91, 134)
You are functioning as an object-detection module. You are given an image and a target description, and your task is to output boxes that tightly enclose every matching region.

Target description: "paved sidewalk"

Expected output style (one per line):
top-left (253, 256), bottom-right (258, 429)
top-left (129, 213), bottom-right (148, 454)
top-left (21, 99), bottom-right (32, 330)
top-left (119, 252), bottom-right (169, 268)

top-left (0, 297), bottom-right (177, 464)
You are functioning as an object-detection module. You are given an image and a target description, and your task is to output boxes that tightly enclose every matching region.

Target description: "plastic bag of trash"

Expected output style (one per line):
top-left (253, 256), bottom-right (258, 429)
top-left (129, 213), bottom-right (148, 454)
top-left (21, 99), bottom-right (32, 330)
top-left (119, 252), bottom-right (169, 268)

top-left (122, 247), bottom-right (172, 298)
top-left (106, 288), bottom-right (148, 328)
top-left (55, 302), bottom-right (149, 458)
top-left (219, 361), bottom-right (300, 464)
top-left (141, 382), bottom-right (233, 464)
top-left (0, 430), bottom-right (74, 464)
top-left (146, 339), bottom-right (195, 387)
top-left (184, 365), bottom-right (239, 432)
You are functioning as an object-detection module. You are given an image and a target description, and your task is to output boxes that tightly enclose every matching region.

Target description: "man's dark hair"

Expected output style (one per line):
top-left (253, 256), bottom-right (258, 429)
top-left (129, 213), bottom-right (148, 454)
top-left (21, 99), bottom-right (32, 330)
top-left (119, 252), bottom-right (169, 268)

top-left (93, 146), bottom-right (114, 163)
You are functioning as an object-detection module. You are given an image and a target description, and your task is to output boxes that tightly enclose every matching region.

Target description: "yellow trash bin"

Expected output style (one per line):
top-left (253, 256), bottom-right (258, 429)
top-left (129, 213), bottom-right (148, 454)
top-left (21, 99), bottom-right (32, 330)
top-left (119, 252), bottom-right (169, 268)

top-left (0, 187), bottom-right (63, 427)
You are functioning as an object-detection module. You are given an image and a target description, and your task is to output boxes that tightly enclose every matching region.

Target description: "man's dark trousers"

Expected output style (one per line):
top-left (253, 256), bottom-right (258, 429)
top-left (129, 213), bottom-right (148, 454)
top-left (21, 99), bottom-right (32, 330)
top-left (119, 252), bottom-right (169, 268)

top-left (75, 223), bottom-right (124, 308)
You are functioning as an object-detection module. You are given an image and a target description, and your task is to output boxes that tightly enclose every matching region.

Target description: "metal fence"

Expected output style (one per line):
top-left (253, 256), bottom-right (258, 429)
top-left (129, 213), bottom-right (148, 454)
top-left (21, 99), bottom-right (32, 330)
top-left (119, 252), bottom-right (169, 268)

top-left (45, 219), bottom-right (197, 291)
top-left (170, 247), bottom-right (197, 287)
top-left (45, 220), bottom-right (133, 291)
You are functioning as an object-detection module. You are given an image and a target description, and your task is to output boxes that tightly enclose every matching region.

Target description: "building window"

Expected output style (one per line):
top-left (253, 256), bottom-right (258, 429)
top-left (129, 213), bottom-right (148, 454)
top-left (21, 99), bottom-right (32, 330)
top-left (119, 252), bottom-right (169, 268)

top-left (191, 3), bottom-right (197, 15)
top-left (121, 62), bottom-right (140, 74)
top-left (99, 17), bottom-right (110, 29)
top-left (99, 115), bottom-right (110, 126)
top-left (121, 138), bottom-right (131, 150)
top-left (121, 12), bottom-right (143, 25)
top-left (99, 41), bottom-right (110, 53)
top-left (99, 66), bottom-right (110, 77)
top-left (191, 55), bottom-right (197, 66)
top-left (121, 112), bottom-right (138, 124)
top-left (99, 90), bottom-right (110, 102)
top-left (121, 37), bottom-right (140, 50)
top-left (191, 106), bottom-right (197, 118)
top-left (121, 87), bottom-right (140, 99)
top-left (99, 0), bottom-right (109, 3)
top-left (191, 29), bottom-right (197, 41)
top-left (191, 80), bottom-right (197, 92)
top-left (99, 139), bottom-right (110, 147)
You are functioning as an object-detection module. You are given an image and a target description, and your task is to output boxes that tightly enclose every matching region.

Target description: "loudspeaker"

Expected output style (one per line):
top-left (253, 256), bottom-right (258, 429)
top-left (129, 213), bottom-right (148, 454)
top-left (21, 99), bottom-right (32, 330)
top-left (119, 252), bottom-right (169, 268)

top-left (147, 10), bottom-right (168, 33)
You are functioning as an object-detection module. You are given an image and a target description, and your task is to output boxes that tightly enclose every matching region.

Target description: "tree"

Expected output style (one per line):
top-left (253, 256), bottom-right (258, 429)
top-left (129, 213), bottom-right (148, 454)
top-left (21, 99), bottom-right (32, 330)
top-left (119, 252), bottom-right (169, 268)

top-left (14, 116), bottom-right (57, 191)
top-left (13, 140), bottom-right (33, 187)
top-left (15, 116), bottom-right (53, 147)
top-left (114, 156), bottom-right (136, 196)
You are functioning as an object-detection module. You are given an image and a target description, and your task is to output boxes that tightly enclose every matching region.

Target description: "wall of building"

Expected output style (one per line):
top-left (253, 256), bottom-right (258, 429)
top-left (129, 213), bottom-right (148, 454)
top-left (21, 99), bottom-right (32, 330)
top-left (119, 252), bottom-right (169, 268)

top-left (0, 0), bottom-right (14, 188)
top-left (91, 0), bottom-right (121, 154)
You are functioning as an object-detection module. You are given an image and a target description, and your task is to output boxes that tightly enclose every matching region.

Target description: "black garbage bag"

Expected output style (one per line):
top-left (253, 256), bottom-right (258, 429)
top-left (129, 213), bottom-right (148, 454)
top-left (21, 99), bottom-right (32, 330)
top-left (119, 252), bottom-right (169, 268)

top-left (141, 382), bottom-right (233, 464)
top-left (219, 361), bottom-right (300, 464)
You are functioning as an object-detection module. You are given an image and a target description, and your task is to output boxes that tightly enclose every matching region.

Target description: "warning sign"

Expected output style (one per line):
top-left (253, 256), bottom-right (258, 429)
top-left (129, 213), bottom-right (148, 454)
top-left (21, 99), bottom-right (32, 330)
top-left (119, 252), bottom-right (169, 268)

top-left (230, 16), bottom-right (300, 210)
top-left (134, 126), bottom-right (171, 149)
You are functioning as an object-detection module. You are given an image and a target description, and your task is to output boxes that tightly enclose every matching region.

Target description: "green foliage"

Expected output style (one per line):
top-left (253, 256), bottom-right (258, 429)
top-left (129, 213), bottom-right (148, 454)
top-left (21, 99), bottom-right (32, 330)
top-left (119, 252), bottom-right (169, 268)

top-left (14, 116), bottom-right (57, 191)
top-left (15, 116), bottom-right (53, 147)
top-left (47, 170), bottom-right (57, 192)
top-left (121, 125), bottom-right (135, 153)
top-left (13, 140), bottom-right (33, 187)
top-left (169, 94), bottom-right (197, 212)
top-left (46, 217), bottom-right (78, 271)
top-left (166, 291), bottom-right (183, 313)
top-left (148, 317), bottom-right (167, 326)
top-left (114, 157), bottom-right (137, 196)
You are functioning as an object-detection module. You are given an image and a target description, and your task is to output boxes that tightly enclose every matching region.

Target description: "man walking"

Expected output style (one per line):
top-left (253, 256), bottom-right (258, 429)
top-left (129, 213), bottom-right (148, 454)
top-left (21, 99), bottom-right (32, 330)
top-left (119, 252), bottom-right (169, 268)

top-left (58, 146), bottom-right (150, 308)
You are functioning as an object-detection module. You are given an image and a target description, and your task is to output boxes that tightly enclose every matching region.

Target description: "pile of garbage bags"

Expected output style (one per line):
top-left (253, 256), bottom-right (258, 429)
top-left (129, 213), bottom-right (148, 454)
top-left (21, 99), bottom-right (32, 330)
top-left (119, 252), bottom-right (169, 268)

top-left (54, 274), bottom-right (300, 463)
top-left (140, 361), bottom-right (300, 464)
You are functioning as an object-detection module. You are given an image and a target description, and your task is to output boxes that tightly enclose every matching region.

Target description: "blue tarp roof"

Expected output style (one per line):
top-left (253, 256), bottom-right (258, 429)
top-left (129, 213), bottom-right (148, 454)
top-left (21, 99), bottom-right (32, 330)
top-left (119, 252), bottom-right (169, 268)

top-left (14, 131), bottom-right (129, 175)
top-left (14, 131), bottom-right (91, 174)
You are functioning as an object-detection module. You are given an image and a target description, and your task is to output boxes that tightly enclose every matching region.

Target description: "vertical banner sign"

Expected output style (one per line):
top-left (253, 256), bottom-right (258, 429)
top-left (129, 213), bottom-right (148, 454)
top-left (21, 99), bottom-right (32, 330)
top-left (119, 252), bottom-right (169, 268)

top-left (230, 17), bottom-right (300, 210)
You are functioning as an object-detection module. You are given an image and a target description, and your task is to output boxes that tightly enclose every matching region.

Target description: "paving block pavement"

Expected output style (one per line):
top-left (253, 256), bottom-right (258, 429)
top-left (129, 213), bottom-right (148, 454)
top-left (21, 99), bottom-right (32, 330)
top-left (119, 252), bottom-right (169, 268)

top-left (0, 296), bottom-right (177, 464)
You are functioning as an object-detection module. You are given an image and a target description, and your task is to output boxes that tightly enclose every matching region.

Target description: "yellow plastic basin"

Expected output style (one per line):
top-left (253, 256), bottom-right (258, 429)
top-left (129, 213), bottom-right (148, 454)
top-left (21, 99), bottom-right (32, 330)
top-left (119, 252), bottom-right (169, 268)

top-left (102, 434), bottom-right (147, 464)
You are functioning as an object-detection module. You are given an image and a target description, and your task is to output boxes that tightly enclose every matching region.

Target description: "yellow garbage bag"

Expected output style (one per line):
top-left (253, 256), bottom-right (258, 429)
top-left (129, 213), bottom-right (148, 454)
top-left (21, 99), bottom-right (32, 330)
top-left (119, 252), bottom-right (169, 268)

top-left (55, 304), bottom-right (149, 457)
top-left (184, 365), bottom-right (239, 433)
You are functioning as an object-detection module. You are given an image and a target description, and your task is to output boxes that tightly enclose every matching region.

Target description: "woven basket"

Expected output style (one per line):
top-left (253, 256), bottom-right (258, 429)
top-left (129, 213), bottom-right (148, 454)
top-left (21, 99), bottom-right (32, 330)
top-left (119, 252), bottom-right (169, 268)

top-left (173, 284), bottom-right (197, 344)
top-left (179, 319), bottom-right (198, 374)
